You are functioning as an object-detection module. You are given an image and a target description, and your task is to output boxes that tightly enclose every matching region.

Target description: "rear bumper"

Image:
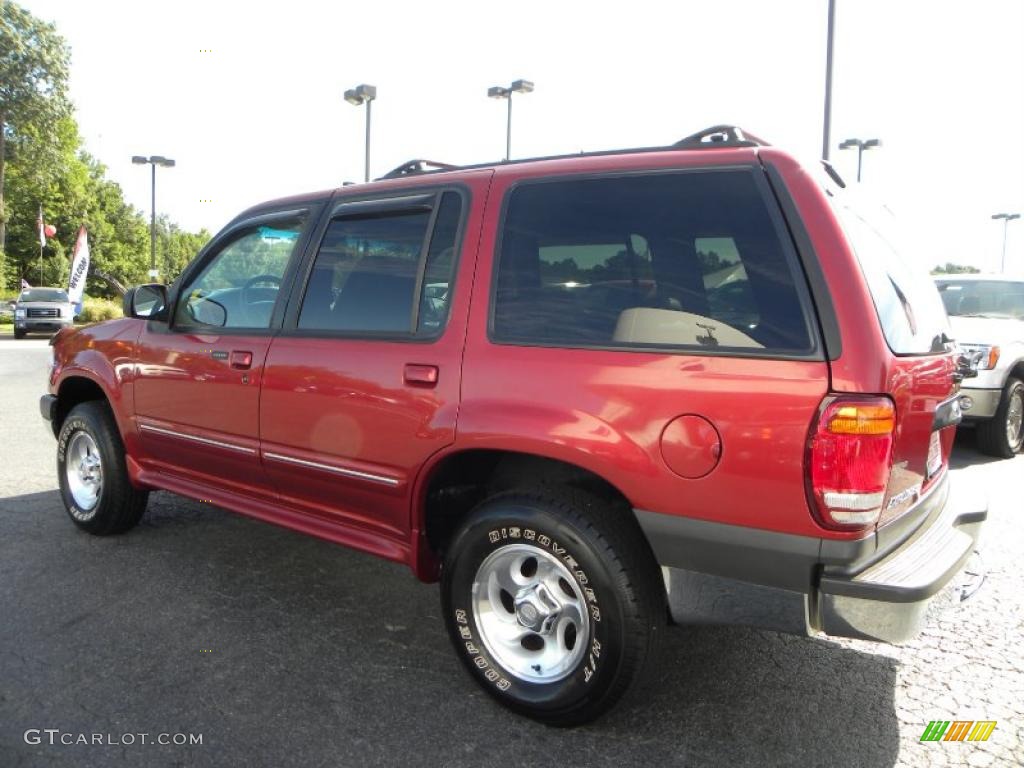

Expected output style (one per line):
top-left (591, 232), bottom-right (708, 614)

top-left (635, 473), bottom-right (987, 644)
top-left (817, 480), bottom-right (986, 642)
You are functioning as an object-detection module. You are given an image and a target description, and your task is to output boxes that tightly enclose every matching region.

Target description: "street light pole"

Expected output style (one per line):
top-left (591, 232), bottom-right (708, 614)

top-left (344, 84), bottom-right (377, 182)
top-left (150, 163), bottom-right (156, 276)
top-left (132, 155), bottom-right (175, 280)
top-left (838, 138), bottom-right (881, 182)
top-left (822, 0), bottom-right (836, 161)
top-left (992, 213), bottom-right (1021, 273)
top-left (488, 79), bottom-right (534, 161)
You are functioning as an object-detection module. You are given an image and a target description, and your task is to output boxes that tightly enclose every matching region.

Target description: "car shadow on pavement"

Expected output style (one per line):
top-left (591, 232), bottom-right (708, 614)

top-left (1, 489), bottom-right (901, 768)
top-left (949, 429), bottom-right (1007, 469)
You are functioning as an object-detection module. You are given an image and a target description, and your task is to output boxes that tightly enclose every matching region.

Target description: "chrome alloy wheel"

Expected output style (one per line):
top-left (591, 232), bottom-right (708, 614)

top-left (471, 543), bottom-right (589, 684)
top-left (66, 431), bottom-right (103, 514)
top-left (1008, 389), bottom-right (1024, 447)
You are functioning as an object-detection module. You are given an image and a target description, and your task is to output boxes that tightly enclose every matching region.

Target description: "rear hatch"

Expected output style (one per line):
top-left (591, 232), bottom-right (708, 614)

top-left (828, 196), bottom-right (959, 527)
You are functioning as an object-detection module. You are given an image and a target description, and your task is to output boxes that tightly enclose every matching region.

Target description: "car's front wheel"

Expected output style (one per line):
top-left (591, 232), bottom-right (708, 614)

top-left (440, 490), bottom-right (664, 726)
top-left (57, 401), bottom-right (149, 534)
top-left (13, 328), bottom-right (26, 339)
top-left (976, 377), bottom-right (1024, 458)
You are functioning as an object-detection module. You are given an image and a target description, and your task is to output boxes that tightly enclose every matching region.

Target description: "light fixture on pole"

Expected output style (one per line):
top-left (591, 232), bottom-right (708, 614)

top-left (344, 84), bottom-right (377, 182)
top-left (838, 137), bottom-right (881, 182)
top-left (132, 155), bottom-right (175, 279)
top-left (487, 79), bottom-right (534, 161)
top-left (992, 213), bottom-right (1021, 273)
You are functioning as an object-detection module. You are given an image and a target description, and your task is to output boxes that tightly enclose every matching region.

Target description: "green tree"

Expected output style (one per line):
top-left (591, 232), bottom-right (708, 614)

top-left (931, 263), bottom-right (981, 275)
top-left (156, 215), bottom-right (212, 284)
top-left (0, 1), bottom-right (72, 290)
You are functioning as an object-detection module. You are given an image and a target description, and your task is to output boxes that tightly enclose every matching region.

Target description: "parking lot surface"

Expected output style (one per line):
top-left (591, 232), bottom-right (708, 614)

top-left (1, 335), bottom-right (1020, 767)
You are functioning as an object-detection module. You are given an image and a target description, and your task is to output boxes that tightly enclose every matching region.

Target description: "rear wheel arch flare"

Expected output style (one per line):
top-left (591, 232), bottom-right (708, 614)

top-left (420, 449), bottom-right (640, 557)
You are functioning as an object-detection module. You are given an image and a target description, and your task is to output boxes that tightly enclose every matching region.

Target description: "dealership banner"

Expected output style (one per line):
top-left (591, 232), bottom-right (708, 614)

top-left (68, 227), bottom-right (90, 315)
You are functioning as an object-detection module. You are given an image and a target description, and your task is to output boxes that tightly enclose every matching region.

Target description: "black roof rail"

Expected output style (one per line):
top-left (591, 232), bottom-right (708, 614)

top-left (672, 125), bottom-right (769, 149)
top-left (379, 159), bottom-right (460, 180)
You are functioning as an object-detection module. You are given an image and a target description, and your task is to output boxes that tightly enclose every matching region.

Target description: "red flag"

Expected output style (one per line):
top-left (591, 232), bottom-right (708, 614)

top-left (37, 205), bottom-right (46, 248)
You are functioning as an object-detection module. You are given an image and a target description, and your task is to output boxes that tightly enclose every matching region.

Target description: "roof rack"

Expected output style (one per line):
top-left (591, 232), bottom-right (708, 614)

top-left (370, 126), bottom-right (768, 182)
top-left (672, 125), bottom-right (769, 149)
top-left (379, 159), bottom-right (460, 180)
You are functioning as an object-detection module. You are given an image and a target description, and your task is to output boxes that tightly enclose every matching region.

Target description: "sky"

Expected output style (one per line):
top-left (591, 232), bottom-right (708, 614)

top-left (19, 0), bottom-right (1024, 273)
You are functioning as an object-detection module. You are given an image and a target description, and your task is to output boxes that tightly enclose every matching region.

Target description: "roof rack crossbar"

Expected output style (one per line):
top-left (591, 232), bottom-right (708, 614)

top-left (379, 159), bottom-right (460, 180)
top-left (672, 125), bottom-right (769, 149)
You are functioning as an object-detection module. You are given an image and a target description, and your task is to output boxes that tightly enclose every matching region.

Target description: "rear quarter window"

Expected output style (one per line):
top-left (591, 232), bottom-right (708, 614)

top-left (490, 169), bottom-right (818, 356)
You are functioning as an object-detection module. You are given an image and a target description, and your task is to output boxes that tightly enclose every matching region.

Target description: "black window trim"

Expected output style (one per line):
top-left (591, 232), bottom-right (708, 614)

top-left (761, 162), bottom-right (842, 360)
top-left (486, 166), bottom-right (825, 362)
top-left (159, 205), bottom-right (322, 337)
top-left (279, 184), bottom-right (471, 344)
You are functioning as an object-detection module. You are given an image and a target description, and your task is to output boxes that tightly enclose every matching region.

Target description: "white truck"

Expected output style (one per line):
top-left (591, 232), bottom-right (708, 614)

top-left (936, 274), bottom-right (1024, 457)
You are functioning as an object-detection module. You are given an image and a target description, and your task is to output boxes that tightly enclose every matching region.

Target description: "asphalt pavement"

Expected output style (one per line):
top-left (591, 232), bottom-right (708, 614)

top-left (1, 332), bottom-right (1021, 767)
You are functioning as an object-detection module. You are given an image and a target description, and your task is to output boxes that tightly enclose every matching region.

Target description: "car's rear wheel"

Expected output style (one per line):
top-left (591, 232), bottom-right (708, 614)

top-left (976, 377), bottom-right (1024, 458)
top-left (57, 401), bottom-right (149, 534)
top-left (440, 489), bottom-right (664, 726)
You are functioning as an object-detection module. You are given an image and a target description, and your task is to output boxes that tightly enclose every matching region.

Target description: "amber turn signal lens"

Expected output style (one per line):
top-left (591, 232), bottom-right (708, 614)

top-left (826, 404), bottom-right (896, 435)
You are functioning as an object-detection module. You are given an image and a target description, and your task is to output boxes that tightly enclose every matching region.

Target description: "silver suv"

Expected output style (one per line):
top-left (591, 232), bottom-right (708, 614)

top-left (936, 274), bottom-right (1024, 457)
top-left (13, 287), bottom-right (75, 339)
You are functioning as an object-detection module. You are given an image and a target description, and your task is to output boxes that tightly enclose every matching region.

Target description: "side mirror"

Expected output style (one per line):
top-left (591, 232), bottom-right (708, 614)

top-left (125, 284), bottom-right (168, 319)
top-left (185, 296), bottom-right (227, 327)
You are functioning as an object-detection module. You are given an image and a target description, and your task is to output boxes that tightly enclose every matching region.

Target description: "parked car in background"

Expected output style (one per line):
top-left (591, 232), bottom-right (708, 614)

top-left (13, 287), bottom-right (76, 339)
top-left (936, 274), bottom-right (1024, 457)
top-left (40, 126), bottom-right (985, 725)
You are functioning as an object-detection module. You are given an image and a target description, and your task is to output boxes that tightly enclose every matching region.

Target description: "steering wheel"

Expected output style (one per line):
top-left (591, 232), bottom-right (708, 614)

top-left (240, 274), bottom-right (282, 326)
top-left (241, 274), bottom-right (282, 305)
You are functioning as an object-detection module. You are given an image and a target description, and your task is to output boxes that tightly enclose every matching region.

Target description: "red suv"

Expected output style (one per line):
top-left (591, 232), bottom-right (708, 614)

top-left (41, 126), bottom-right (986, 725)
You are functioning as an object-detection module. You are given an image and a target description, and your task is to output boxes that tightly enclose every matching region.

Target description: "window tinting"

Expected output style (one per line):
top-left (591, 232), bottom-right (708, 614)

top-left (830, 199), bottom-right (951, 354)
top-left (419, 192), bottom-right (462, 334)
top-left (297, 191), bottom-right (462, 335)
top-left (492, 170), bottom-right (813, 353)
top-left (175, 219), bottom-right (303, 329)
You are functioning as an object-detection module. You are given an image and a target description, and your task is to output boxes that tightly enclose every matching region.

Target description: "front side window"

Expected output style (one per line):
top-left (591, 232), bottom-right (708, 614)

top-left (491, 170), bottom-right (814, 354)
top-left (297, 191), bottom-right (463, 335)
top-left (175, 218), bottom-right (304, 329)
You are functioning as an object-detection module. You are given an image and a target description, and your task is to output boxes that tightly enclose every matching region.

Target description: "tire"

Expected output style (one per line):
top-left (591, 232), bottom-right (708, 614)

top-left (440, 489), bottom-right (664, 726)
top-left (57, 401), bottom-right (149, 535)
top-left (13, 328), bottom-right (26, 339)
top-left (976, 377), bottom-right (1024, 458)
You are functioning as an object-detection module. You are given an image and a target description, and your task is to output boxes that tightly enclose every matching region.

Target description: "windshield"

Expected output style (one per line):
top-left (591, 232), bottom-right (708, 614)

top-left (19, 288), bottom-right (69, 302)
top-left (935, 280), bottom-right (1024, 320)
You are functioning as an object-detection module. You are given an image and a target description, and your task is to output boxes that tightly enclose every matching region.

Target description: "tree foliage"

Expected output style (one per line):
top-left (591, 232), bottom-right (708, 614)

top-left (1, 1), bottom-right (72, 286)
top-left (931, 263), bottom-right (981, 275)
top-left (0, 2), bottom-right (209, 296)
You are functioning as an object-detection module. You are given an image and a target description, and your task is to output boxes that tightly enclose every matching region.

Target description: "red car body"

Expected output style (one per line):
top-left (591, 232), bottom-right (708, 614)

top-left (44, 131), bottom-right (984, 647)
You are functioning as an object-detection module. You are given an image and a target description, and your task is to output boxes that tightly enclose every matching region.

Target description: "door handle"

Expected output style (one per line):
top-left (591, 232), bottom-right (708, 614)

top-left (230, 350), bottom-right (253, 370)
top-left (404, 364), bottom-right (438, 386)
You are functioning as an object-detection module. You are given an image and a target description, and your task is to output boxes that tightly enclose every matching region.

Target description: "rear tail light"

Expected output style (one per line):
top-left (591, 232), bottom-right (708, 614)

top-left (809, 396), bottom-right (896, 529)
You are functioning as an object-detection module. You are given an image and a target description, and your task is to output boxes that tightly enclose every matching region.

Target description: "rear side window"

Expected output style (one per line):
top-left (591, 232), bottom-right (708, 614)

top-left (491, 169), bottom-right (815, 354)
top-left (830, 198), bottom-right (950, 355)
top-left (297, 191), bottom-right (463, 336)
